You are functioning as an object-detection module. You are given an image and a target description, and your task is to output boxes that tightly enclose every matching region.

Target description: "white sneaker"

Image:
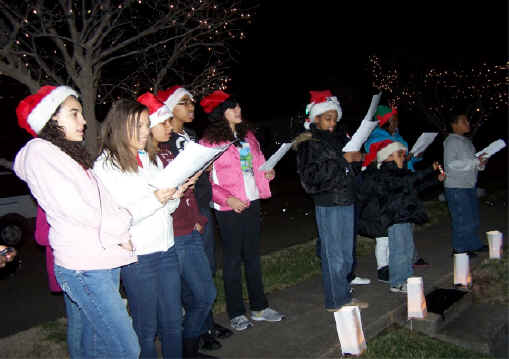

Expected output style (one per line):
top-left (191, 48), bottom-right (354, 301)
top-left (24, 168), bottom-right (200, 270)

top-left (230, 315), bottom-right (253, 331)
top-left (350, 276), bottom-right (371, 285)
top-left (390, 283), bottom-right (408, 293)
top-left (250, 307), bottom-right (286, 322)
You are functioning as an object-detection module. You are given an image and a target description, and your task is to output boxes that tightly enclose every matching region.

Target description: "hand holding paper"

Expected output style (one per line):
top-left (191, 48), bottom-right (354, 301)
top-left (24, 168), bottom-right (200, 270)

top-left (151, 141), bottom-right (231, 189)
top-left (475, 139), bottom-right (506, 158)
top-left (342, 92), bottom-right (382, 152)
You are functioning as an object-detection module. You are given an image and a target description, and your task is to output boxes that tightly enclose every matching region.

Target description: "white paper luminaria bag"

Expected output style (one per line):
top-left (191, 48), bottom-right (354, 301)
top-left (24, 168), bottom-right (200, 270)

top-left (454, 253), bottom-right (471, 287)
top-left (407, 277), bottom-right (427, 319)
top-left (334, 306), bottom-right (367, 356)
top-left (486, 230), bottom-right (503, 259)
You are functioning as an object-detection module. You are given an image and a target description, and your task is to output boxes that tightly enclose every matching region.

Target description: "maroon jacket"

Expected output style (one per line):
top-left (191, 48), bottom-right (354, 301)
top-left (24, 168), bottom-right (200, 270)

top-left (158, 145), bottom-right (207, 237)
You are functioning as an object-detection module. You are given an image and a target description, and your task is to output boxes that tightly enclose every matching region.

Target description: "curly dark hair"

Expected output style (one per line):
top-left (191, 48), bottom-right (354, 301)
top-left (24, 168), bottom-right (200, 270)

top-left (38, 106), bottom-right (93, 169)
top-left (201, 97), bottom-right (250, 146)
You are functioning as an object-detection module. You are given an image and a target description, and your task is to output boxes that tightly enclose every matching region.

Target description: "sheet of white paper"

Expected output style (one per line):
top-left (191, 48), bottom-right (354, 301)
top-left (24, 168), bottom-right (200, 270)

top-left (342, 92), bottom-right (382, 152)
top-left (410, 132), bottom-right (438, 156)
top-left (150, 141), bottom-right (231, 189)
top-left (475, 139), bottom-right (506, 158)
top-left (259, 142), bottom-right (294, 172)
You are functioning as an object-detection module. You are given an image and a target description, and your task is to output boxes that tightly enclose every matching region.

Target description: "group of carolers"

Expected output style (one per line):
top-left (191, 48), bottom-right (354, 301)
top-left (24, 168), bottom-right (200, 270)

top-left (13, 83), bottom-right (486, 358)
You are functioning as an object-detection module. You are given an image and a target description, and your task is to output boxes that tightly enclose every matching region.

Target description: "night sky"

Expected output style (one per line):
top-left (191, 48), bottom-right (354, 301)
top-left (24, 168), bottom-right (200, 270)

top-left (231, 1), bottom-right (507, 118)
top-left (0, 1), bottom-right (507, 160)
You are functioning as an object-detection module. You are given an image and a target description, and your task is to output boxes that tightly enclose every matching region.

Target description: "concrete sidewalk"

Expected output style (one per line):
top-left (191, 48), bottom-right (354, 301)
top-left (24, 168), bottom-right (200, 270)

top-left (208, 200), bottom-right (508, 358)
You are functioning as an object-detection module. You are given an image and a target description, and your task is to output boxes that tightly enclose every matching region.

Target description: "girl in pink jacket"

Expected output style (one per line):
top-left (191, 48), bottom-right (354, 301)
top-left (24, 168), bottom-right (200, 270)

top-left (14, 86), bottom-right (139, 358)
top-left (199, 90), bottom-right (285, 332)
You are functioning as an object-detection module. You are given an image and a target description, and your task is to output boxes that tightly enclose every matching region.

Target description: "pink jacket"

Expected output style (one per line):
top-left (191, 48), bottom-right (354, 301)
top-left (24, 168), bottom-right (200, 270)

top-left (14, 138), bottom-right (136, 270)
top-left (200, 131), bottom-right (272, 211)
top-left (34, 206), bottom-right (61, 293)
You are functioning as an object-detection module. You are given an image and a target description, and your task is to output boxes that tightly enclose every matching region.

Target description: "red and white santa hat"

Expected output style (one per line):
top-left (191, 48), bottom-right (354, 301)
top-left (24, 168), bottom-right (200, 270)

top-left (304, 90), bottom-right (342, 130)
top-left (137, 92), bottom-right (171, 128)
top-left (16, 85), bottom-right (79, 137)
top-left (375, 140), bottom-right (407, 169)
top-left (155, 85), bottom-right (194, 114)
top-left (199, 90), bottom-right (231, 114)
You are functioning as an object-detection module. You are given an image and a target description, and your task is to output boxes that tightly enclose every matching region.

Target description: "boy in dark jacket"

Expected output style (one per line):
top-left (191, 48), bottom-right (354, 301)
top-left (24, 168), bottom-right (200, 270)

top-left (358, 140), bottom-right (445, 293)
top-left (294, 90), bottom-right (368, 311)
top-left (156, 85), bottom-right (233, 352)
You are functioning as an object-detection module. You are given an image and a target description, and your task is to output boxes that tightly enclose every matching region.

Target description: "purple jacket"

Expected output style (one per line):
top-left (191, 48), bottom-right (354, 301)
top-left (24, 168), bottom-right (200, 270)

top-left (200, 131), bottom-right (272, 211)
top-left (34, 206), bottom-right (61, 293)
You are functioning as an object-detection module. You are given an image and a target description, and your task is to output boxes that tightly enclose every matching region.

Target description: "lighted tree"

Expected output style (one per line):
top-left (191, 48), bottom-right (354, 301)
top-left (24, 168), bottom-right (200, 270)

top-left (367, 54), bottom-right (508, 137)
top-left (0, 0), bottom-right (255, 151)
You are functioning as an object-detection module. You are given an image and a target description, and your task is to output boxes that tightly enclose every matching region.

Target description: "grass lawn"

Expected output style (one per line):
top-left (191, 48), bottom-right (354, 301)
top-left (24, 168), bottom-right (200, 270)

top-left (359, 325), bottom-right (493, 358)
top-left (471, 245), bottom-right (509, 305)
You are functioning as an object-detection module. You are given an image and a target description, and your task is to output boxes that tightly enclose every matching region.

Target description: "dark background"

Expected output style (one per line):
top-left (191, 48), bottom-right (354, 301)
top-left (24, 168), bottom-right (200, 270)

top-left (0, 1), bottom-right (507, 173)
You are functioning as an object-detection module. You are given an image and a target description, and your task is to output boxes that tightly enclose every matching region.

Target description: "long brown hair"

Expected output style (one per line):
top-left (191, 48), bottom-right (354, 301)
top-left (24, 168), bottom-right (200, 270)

top-left (97, 99), bottom-right (157, 172)
top-left (201, 97), bottom-right (250, 146)
top-left (38, 96), bottom-right (93, 169)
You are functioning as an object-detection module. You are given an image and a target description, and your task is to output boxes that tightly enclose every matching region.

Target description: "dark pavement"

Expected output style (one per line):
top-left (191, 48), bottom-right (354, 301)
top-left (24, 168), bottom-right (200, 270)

top-left (0, 175), bottom-right (507, 358)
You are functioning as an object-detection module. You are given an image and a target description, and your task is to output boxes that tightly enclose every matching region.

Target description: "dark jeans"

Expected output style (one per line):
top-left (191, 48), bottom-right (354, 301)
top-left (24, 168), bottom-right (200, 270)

top-left (215, 200), bottom-right (268, 319)
top-left (315, 205), bottom-right (354, 310)
top-left (444, 187), bottom-right (483, 252)
top-left (198, 207), bottom-right (217, 334)
top-left (176, 230), bottom-right (217, 339)
top-left (200, 207), bottom-right (217, 275)
top-left (121, 247), bottom-right (182, 359)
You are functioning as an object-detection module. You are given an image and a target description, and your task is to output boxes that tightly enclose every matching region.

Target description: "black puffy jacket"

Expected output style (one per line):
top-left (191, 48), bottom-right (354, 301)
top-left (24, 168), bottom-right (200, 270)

top-left (294, 124), bottom-right (359, 206)
top-left (357, 162), bottom-right (439, 238)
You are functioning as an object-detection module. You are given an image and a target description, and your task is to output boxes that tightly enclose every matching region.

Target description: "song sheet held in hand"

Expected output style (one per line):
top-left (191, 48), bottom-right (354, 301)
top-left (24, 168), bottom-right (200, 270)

top-left (342, 92), bottom-right (382, 152)
top-left (259, 142), bottom-right (294, 171)
top-left (475, 139), bottom-right (506, 158)
top-left (410, 132), bottom-right (438, 156)
top-left (151, 141), bottom-right (231, 189)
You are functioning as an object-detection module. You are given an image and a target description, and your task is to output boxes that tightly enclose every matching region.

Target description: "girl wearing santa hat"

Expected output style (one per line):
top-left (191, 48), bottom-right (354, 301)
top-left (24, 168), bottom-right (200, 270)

top-left (293, 90), bottom-right (369, 312)
top-left (93, 99), bottom-right (184, 358)
top-left (199, 90), bottom-right (285, 332)
top-left (157, 85), bottom-right (233, 350)
top-left (13, 86), bottom-right (140, 358)
top-left (140, 92), bottom-right (217, 358)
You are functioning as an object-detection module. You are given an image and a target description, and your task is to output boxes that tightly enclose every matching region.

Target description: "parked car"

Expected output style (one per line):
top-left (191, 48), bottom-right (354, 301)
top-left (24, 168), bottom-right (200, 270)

top-left (0, 170), bottom-right (37, 247)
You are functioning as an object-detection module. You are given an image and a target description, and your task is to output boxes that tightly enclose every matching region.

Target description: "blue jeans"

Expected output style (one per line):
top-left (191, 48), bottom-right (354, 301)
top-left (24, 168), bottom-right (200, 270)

top-left (444, 187), bottom-right (483, 252)
top-left (388, 223), bottom-right (414, 286)
top-left (54, 265), bottom-right (140, 359)
top-left (176, 230), bottom-right (217, 339)
top-left (63, 293), bottom-right (82, 358)
top-left (315, 205), bottom-right (354, 310)
top-left (121, 247), bottom-right (182, 359)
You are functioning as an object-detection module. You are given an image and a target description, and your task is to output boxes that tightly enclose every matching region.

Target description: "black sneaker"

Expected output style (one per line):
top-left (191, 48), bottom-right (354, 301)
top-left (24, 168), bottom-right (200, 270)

top-left (199, 332), bottom-right (222, 351)
top-left (474, 245), bottom-right (489, 253)
top-left (212, 322), bottom-right (233, 339)
top-left (377, 266), bottom-right (389, 283)
top-left (413, 258), bottom-right (430, 268)
top-left (452, 250), bottom-right (478, 258)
